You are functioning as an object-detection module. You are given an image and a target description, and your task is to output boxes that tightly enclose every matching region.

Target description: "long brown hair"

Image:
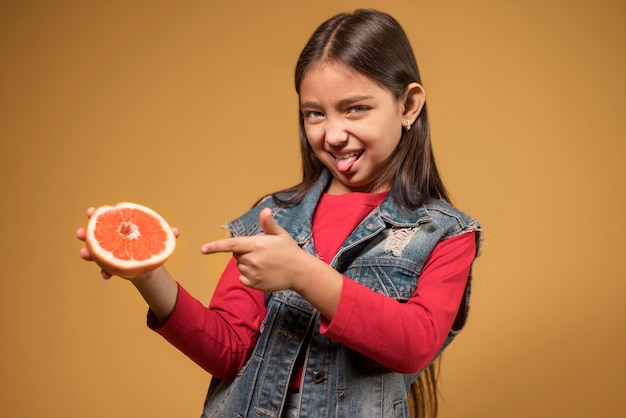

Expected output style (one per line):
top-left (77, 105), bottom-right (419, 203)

top-left (274, 8), bottom-right (449, 211)
top-left (276, 9), bottom-right (450, 417)
top-left (408, 358), bottom-right (441, 418)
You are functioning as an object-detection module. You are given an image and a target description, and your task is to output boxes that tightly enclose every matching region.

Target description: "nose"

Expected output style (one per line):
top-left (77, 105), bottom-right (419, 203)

top-left (325, 118), bottom-right (349, 148)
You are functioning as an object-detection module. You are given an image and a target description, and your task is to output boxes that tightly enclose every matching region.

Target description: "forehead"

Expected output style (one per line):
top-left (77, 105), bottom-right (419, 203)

top-left (299, 61), bottom-right (393, 102)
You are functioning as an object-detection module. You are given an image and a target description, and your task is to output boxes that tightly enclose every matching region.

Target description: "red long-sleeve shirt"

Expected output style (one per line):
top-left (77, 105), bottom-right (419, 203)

top-left (149, 192), bottom-right (476, 381)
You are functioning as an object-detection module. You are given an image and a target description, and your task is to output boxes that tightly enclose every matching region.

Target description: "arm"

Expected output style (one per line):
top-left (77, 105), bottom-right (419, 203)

top-left (76, 211), bottom-right (179, 322)
top-left (320, 231), bottom-right (477, 374)
top-left (148, 258), bottom-right (266, 379)
top-left (77, 210), bottom-right (265, 380)
top-left (131, 266), bottom-right (179, 322)
top-left (201, 207), bottom-right (344, 320)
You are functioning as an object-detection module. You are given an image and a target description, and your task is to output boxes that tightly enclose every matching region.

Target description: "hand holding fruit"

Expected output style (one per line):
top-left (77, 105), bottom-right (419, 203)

top-left (77, 203), bottom-right (178, 280)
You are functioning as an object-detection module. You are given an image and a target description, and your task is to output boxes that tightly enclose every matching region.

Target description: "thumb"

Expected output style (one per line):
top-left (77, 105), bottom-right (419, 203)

top-left (259, 208), bottom-right (285, 236)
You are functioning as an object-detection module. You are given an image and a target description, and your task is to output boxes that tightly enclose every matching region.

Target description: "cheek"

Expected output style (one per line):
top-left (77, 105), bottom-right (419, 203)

top-left (304, 126), bottom-right (324, 149)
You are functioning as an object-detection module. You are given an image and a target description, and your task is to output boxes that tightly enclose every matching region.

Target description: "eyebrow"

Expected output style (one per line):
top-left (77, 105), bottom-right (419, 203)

top-left (300, 94), bottom-right (374, 109)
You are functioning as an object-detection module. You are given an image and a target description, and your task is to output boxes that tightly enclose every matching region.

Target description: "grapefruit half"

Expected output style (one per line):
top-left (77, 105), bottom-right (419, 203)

top-left (85, 202), bottom-right (176, 277)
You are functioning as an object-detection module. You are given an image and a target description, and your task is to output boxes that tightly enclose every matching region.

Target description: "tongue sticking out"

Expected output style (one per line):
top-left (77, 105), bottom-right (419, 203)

top-left (336, 155), bottom-right (359, 172)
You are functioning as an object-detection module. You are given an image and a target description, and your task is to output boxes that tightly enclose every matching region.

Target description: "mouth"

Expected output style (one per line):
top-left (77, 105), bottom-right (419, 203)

top-left (332, 150), bottom-right (363, 173)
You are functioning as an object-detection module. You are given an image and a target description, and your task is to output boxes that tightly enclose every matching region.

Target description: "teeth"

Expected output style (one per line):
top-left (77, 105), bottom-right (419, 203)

top-left (334, 152), bottom-right (360, 159)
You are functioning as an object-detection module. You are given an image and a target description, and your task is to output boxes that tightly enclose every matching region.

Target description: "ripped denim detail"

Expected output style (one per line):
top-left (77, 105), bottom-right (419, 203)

top-left (384, 227), bottom-right (418, 256)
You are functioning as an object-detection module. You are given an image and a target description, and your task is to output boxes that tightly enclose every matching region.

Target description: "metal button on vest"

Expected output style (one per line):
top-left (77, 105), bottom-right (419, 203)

top-left (312, 370), bottom-right (325, 383)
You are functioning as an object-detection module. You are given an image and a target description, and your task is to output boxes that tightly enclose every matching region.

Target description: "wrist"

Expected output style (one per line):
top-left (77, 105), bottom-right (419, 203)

top-left (129, 272), bottom-right (152, 286)
top-left (129, 265), bottom-right (163, 287)
top-left (290, 255), bottom-right (325, 293)
top-left (129, 266), bottom-right (178, 322)
top-left (291, 257), bottom-right (343, 320)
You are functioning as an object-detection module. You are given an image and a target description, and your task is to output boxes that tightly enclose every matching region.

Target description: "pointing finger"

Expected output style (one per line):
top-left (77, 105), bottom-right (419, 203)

top-left (201, 238), bottom-right (241, 255)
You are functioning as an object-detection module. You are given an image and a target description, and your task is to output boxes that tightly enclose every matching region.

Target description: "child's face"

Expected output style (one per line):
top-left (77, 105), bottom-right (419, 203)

top-left (299, 61), bottom-right (407, 195)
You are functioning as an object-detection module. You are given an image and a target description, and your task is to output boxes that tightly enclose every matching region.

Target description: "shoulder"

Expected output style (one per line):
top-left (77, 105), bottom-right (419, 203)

top-left (424, 200), bottom-right (479, 230)
top-left (226, 176), bottom-right (328, 237)
top-left (225, 189), bottom-right (310, 237)
top-left (413, 199), bottom-right (482, 242)
top-left (382, 195), bottom-right (480, 233)
top-left (224, 195), bottom-right (280, 237)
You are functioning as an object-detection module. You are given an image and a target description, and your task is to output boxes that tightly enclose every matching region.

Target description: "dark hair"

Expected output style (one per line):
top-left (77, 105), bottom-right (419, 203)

top-left (273, 8), bottom-right (449, 210)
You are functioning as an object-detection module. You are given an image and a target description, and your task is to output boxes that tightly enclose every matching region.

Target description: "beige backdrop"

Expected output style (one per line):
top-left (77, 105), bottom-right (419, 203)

top-left (1, 0), bottom-right (624, 417)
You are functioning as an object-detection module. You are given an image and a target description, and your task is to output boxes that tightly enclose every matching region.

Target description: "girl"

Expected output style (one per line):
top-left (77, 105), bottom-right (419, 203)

top-left (78, 9), bottom-right (481, 418)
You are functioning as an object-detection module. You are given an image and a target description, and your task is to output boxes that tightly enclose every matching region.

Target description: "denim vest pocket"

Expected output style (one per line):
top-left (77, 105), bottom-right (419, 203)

top-left (392, 398), bottom-right (409, 418)
top-left (343, 257), bottom-right (420, 300)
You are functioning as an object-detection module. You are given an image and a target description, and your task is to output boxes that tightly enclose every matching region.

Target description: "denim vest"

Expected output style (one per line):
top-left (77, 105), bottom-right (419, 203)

top-left (202, 171), bottom-right (481, 418)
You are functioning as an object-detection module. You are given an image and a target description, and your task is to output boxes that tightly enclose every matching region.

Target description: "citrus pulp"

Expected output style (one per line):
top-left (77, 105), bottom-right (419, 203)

top-left (85, 202), bottom-right (176, 277)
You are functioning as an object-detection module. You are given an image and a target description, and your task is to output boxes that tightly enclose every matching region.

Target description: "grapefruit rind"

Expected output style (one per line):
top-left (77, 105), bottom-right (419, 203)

top-left (85, 202), bottom-right (176, 278)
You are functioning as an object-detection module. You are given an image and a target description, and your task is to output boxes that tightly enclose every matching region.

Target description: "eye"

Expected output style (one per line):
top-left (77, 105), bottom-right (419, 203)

top-left (302, 110), bottom-right (324, 122)
top-left (349, 105), bottom-right (369, 115)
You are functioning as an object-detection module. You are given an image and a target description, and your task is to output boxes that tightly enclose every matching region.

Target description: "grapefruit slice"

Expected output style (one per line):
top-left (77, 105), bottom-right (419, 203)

top-left (85, 202), bottom-right (176, 277)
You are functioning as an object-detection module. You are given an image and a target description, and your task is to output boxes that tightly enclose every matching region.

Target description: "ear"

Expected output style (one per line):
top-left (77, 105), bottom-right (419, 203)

top-left (402, 82), bottom-right (426, 125)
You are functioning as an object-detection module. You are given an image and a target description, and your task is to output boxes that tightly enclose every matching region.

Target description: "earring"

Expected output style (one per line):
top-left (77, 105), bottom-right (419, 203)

top-left (405, 120), bottom-right (412, 131)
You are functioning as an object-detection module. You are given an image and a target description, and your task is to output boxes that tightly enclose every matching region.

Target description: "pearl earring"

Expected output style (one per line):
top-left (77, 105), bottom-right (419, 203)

top-left (405, 120), bottom-right (412, 131)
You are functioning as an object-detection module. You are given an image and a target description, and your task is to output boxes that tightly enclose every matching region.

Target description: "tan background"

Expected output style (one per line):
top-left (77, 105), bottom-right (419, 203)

top-left (1, 0), bottom-right (624, 417)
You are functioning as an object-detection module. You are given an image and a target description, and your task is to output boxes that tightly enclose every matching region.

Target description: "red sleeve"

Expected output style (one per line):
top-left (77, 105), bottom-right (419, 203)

top-left (147, 257), bottom-right (266, 380)
top-left (320, 231), bottom-right (477, 374)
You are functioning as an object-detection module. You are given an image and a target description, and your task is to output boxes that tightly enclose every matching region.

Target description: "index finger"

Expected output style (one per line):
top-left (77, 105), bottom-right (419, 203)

top-left (201, 237), bottom-right (249, 255)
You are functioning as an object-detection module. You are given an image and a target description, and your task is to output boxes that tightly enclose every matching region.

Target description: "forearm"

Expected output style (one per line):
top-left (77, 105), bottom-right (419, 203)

top-left (147, 259), bottom-right (266, 379)
top-left (291, 255), bottom-right (344, 320)
top-left (131, 266), bottom-right (179, 322)
top-left (322, 280), bottom-right (447, 373)
top-left (321, 232), bottom-right (477, 373)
